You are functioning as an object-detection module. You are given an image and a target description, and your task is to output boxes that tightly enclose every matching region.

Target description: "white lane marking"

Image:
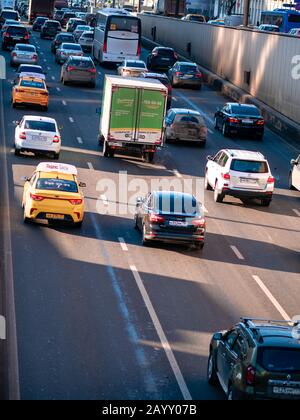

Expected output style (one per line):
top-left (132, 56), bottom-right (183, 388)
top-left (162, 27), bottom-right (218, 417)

top-left (43, 59), bottom-right (47, 63)
top-left (40, 51), bottom-right (44, 55)
top-left (98, 71), bottom-right (102, 76)
top-left (173, 169), bottom-right (182, 178)
top-left (47, 66), bottom-right (51, 70)
top-left (292, 209), bottom-right (300, 217)
top-left (77, 137), bottom-right (83, 144)
top-left (130, 265), bottom-right (192, 400)
top-left (118, 237), bottom-right (128, 252)
top-left (69, 117), bottom-right (74, 123)
top-left (87, 162), bottom-right (94, 170)
top-left (0, 316), bottom-right (6, 340)
top-left (208, 128), bottom-right (214, 134)
top-left (51, 76), bottom-right (55, 80)
top-left (62, 100), bottom-right (67, 106)
top-left (230, 245), bottom-right (245, 260)
top-left (56, 87), bottom-right (61, 92)
top-left (172, 97), bottom-right (178, 102)
top-left (61, 146), bottom-right (102, 157)
top-left (176, 91), bottom-right (214, 126)
top-left (252, 275), bottom-right (290, 321)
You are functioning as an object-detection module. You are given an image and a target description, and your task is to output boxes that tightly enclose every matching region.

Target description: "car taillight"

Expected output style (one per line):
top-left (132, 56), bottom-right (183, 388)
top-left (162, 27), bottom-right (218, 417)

top-left (30, 193), bottom-right (44, 201)
top-left (24, 34), bottom-right (29, 40)
top-left (15, 88), bottom-right (25, 93)
top-left (246, 366), bottom-right (256, 386)
top-left (103, 40), bottom-right (107, 53)
top-left (88, 68), bottom-right (96, 73)
top-left (195, 72), bottom-right (202, 78)
top-left (256, 119), bottom-right (264, 125)
top-left (228, 117), bottom-right (240, 123)
top-left (267, 176), bottom-right (275, 183)
top-left (53, 135), bottom-right (60, 143)
top-left (137, 44), bottom-right (141, 56)
top-left (192, 218), bottom-right (206, 228)
top-left (69, 199), bottom-right (82, 205)
top-left (149, 213), bottom-right (165, 223)
top-left (174, 52), bottom-right (178, 59)
top-left (32, 54), bottom-right (38, 60)
top-left (19, 132), bottom-right (26, 139)
top-left (221, 173), bottom-right (231, 180)
top-left (40, 92), bottom-right (48, 96)
top-left (3, 32), bottom-right (9, 37)
top-left (67, 66), bottom-right (76, 71)
top-left (175, 71), bottom-right (182, 76)
top-left (12, 52), bottom-right (17, 57)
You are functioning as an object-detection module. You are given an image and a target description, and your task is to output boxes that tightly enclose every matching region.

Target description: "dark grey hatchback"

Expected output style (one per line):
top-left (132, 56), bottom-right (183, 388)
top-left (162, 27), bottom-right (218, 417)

top-left (134, 191), bottom-right (206, 249)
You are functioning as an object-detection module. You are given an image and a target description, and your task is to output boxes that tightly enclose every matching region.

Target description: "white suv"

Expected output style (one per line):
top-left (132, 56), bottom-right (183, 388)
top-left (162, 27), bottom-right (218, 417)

top-left (205, 149), bottom-right (274, 206)
top-left (14, 116), bottom-right (61, 159)
top-left (289, 155), bottom-right (300, 191)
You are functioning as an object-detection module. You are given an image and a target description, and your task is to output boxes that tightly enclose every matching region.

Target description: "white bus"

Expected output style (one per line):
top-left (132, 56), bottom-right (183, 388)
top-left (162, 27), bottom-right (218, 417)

top-left (92, 8), bottom-right (141, 65)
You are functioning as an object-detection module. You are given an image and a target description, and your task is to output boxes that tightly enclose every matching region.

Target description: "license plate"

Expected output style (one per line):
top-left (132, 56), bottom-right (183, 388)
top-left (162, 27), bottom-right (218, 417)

top-left (46, 213), bottom-right (65, 220)
top-left (242, 119), bottom-right (253, 124)
top-left (13, 37), bottom-right (22, 40)
top-left (161, 58), bottom-right (170, 61)
top-left (240, 178), bottom-right (257, 184)
top-left (32, 135), bottom-right (46, 141)
top-left (169, 220), bottom-right (188, 227)
top-left (273, 387), bottom-right (300, 396)
top-left (184, 74), bottom-right (194, 78)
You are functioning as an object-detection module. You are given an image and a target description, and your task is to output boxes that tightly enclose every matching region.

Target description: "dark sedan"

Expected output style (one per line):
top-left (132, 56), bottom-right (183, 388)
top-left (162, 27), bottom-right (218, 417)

top-left (214, 103), bottom-right (265, 140)
top-left (146, 47), bottom-right (178, 71)
top-left (51, 32), bottom-right (76, 53)
top-left (32, 17), bottom-right (48, 32)
top-left (134, 191), bottom-right (206, 249)
top-left (40, 20), bottom-right (61, 39)
top-left (168, 61), bottom-right (202, 89)
top-left (140, 72), bottom-right (172, 109)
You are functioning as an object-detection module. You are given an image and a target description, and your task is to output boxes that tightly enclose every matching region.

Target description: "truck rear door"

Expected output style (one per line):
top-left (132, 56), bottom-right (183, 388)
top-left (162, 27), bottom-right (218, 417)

top-left (109, 86), bottom-right (137, 143)
top-left (135, 89), bottom-right (166, 144)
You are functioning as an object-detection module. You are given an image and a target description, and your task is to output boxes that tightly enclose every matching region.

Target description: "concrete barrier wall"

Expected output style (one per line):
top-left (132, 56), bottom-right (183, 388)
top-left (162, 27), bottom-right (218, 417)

top-left (139, 15), bottom-right (300, 124)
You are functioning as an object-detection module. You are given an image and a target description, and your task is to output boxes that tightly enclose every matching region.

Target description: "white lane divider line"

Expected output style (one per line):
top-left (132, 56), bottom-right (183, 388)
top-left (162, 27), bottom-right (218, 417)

top-left (40, 51), bottom-right (44, 55)
top-left (87, 162), bottom-right (94, 170)
top-left (62, 100), bottom-right (67, 106)
top-left (172, 97), bottom-right (178, 102)
top-left (51, 76), bottom-right (55, 81)
top-left (208, 128), bottom-right (214, 134)
top-left (43, 59), bottom-right (47, 62)
top-left (100, 194), bottom-right (108, 206)
top-left (56, 87), bottom-right (61, 92)
top-left (0, 316), bottom-right (6, 340)
top-left (252, 275), bottom-right (290, 321)
top-left (118, 237), bottom-right (128, 252)
top-left (230, 245), bottom-right (245, 260)
top-left (69, 117), bottom-right (74, 123)
top-left (202, 205), bottom-right (209, 214)
top-left (77, 137), bottom-right (83, 144)
top-left (292, 208), bottom-right (300, 217)
top-left (173, 169), bottom-right (182, 179)
top-left (130, 265), bottom-right (192, 401)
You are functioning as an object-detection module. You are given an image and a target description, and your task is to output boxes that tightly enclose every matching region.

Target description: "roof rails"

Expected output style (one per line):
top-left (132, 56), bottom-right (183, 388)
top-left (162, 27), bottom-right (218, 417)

top-left (241, 317), bottom-right (299, 327)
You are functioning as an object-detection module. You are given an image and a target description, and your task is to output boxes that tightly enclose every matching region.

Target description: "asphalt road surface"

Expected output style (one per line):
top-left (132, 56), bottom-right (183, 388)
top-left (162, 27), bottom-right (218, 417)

top-left (0, 31), bottom-right (299, 400)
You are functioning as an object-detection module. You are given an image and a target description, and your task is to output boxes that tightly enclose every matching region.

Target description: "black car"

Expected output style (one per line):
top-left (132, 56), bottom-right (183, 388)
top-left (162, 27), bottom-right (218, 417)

top-left (134, 191), bottom-right (206, 248)
top-left (0, 9), bottom-right (19, 29)
top-left (61, 12), bottom-right (76, 28)
top-left (2, 25), bottom-right (29, 50)
top-left (147, 47), bottom-right (178, 71)
top-left (208, 318), bottom-right (300, 400)
top-left (53, 10), bottom-right (64, 22)
top-left (140, 72), bottom-right (172, 109)
top-left (214, 103), bottom-right (265, 140)
top-left (32, 16), bottom-right (48, 31)
top-left (168, 61), bottom-right (202, 89)
top-left (51, 32), bottom-right (76, 53)
top-left (68, 19), bottom-right (86, 33)
top-left (40, 20), bottom-right (62, 39)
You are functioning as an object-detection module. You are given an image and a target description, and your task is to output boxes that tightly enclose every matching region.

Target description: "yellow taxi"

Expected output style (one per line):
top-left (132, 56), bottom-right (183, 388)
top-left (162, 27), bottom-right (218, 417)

top-left (12, 76), bottom-right (49, 111)
top-left (22, 162), bottom-right (86, 227)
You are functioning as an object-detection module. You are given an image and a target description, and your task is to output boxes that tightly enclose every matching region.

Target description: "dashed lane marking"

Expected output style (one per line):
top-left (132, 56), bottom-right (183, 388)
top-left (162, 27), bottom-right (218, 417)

top-left (118, 237), bottom-right (128, 252)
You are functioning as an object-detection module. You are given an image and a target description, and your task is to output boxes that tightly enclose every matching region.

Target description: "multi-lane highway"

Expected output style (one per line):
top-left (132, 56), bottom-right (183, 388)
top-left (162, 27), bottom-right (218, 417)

top-left (0, 29), bottom-right (299, 400)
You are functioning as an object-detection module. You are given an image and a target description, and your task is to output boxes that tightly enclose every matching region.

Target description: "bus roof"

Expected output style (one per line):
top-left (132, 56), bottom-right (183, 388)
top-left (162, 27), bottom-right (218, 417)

top-left (96, 8), bottom-right (132, 17)
top-left (261, 9), bottom-right (300, 15)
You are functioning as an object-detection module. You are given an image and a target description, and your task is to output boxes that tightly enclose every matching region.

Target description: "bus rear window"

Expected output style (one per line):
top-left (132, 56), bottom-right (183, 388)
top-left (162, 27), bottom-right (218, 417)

top-left (288, 15), bottom-right (300, 23)
top-left (261, 14), bottom-right (283, 27)
top-left (109, 17), bottom-right (139, 33)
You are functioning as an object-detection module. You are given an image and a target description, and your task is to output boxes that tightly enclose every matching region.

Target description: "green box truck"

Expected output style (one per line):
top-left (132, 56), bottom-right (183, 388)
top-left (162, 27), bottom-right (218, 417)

top-left (99, 75), bottom-right (168, 163)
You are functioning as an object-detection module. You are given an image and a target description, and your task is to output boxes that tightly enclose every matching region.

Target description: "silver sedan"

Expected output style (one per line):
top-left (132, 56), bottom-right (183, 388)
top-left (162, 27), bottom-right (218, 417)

top-left (10, 44), bottom-right (38, 67)
top-left (55, 43), bottom-right (83, 64)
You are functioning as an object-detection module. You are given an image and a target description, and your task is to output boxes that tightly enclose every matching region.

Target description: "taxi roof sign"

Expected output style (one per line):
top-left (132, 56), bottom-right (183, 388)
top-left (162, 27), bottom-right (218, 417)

top-left (36, 162), bottom-right (78, 176)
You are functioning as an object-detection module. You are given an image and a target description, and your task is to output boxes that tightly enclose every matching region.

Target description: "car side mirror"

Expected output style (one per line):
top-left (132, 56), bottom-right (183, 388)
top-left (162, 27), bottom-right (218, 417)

top-left (79, 182), bottom-right (86, 187)
top-left (213, 332), bottom-right (223, 341)
top-left (14, 120), bottom-right (20, 125)
top-left (136, 197), bottom-right (144, 205)
top-left (21, 176), bottom-right (30, 182)
top-left (291, 159), bottom-right (297, 166)
top-left (206, 155), bottom-right (213, 161)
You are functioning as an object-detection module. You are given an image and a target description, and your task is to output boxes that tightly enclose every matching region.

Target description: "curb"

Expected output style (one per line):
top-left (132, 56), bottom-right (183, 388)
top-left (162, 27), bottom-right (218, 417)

top-left (142, 36), bottom-right (300, 148)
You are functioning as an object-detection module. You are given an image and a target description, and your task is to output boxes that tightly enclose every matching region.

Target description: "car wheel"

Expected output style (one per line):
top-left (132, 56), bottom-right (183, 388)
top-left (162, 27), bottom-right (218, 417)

top-left (142, 224), bottom-right (149, 246)
top-left (74, 221), bottom-right (83, 228)
top-left (23, 208), bottom-right (30, 224)
top-left (42, 106), bottom-right (48, 112)
top-left (214, 117), bottom-right (218, 129)
top-left (198, 140), bottom-right (206, 147)
top-left (195, 242), bottom-right (204, 250)
top-left (172, 77), bottom-right (176, 87)
top-left (207, 353), bottom-right (218, 385)
top-left (227, 385), bottom-right (234, 401)
top-left (62, 78), bottom-right (68, 85)
top-left (214, 181), bottom-right (224, 203)
top-left (53, 153), bottom-right (59, 160)
top-left (204, 172), bottom-right (212, 190)
top-left (144, 152), bottom-right (154, 163)
top-left (261, 198), bottom-right (271, 207)
top-left (12, 101), bottom-right (16, 109)
top-left (10, 61), bottom-right (15, 68)
top-left (256, 133), bottom-right (264, 140)
top-left (222, 122), bottom-right (229, 137)
top-left (103, 141), bottom-right (113, 157)
top-left (14, 147), bottom-right (21, 156)
top-left (2, 44), bottom-right (7, 51)
top-left (288, 171), bottom-right (295, 190)
top-left (134, 215), bottom-right (139, 230)
top-left (90, 82), bottom-right (96, 88)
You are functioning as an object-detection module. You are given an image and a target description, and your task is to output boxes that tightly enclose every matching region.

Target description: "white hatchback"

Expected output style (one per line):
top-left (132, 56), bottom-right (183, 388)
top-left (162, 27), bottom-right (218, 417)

top-left (289, 155), bottom-right (300, 191)
top-left (14, 116), bottom-right (61, 159)
top-left (205, 149), bottom-right (275, 206)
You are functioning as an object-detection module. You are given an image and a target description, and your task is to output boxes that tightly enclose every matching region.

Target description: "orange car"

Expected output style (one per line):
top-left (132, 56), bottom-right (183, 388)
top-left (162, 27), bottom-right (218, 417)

top-left (12, 77), bottom-right (49, 111)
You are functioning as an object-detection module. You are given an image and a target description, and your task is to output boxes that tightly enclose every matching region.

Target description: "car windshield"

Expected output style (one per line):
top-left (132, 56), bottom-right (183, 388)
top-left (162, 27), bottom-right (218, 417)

top-left (231, 105), bottom-right (261, 116)
top-left (230, 159), bottom-right (268, 173)
top-left (19, 66), bottom-right (43, 74)
top-left (24, 121), bottom-right (56, 132)
top-left (63, 44), bottom-right (81, 50)
top-left (20, 80), bottom-right (45, 89)
top-left (36, 18), bottom-right (47, 23)
top-left (36, 178), bottom-right (78, 193)
top-left (7, 26), bottom-right (27, 35)
top-left (16, 45), bottom-right (35, 52)
top-left (127, 61), bottom-right (145, 68)
top-left (157, 193), bottom-right (199, 215)
top-left (1, 11), bottom-right (18, 20)
top-left (179, 64), bottom-right (198, 72)
top-left (258, 348), bottom-right (300, 372)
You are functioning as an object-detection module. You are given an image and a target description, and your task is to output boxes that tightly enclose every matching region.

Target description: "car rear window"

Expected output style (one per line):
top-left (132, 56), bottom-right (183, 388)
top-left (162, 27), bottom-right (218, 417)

top-left (24, 121), bottom-right (56, 132)
top-left (82, 33), bottom-right (93, 39)
top-left (58, 34), bottom-right (75, 41)
top-left (16, 45), bottom-right (35, 52)
top-left (179, 64), bottom-right (198, 72)
top-left (127, 61), bottom-right (145, 68)
top-left (1, 11), bottom-right (18, 20)
top-left (258, 348), bottom-right (300, 373)
top-left (157, 194), bottom-right (199, 215)
top-left (19, 65), bottom-right (43, 74)
top-left (63, 44), bottom-right (82, 50)
top-left (157, 48), bottom-right (175, 57)
top-left (36, 18), bottom-right (48, 23)
top-left (36, 178), bottom-right (78, 193)
top-left (46, 21), bottom-right (61, 28)
top-left (7, 26), bottom-right (27, 35)
top-left (69, 59), bottom-right (93, 68)
top-left (230, 159), bottom-right (268, 173)
top-left (231, 105), bottom-right (261, 116)
top-left (64, 13), bottom-right (76, 19)
top-left (177, 115), bottom-right (201, 124)
top-left (20, 80), bottom-right (45, 89)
